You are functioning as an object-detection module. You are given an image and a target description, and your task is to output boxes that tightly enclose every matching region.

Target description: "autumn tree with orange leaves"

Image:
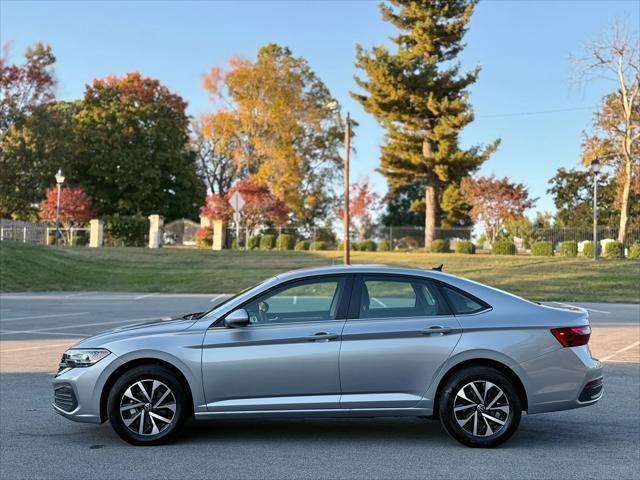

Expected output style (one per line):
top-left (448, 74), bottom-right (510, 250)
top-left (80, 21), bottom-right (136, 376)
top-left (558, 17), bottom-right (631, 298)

top-left (200, 177), bottom-right (289, 235)
top-left (337, 178), bottom-right (380, 242)
top-left (461, 175), bottom-right (536, 244)
top-left (201, 44), bottom-right (346, 227)
top-left (39, 186), bottom-right (94, 244)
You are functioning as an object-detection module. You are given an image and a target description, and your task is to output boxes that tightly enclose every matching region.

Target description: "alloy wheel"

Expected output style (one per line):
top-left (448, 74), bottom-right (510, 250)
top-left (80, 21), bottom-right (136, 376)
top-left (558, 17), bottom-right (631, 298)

top-left (119, 379), bottom-right (176, 436)
top-left (453, 380), bottom-right (510, 437)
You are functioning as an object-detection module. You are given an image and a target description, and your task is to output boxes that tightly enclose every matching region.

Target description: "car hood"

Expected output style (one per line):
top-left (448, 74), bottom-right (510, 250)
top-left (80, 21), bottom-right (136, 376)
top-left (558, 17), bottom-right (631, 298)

top-left (70, 315), bottom-right (200, 349)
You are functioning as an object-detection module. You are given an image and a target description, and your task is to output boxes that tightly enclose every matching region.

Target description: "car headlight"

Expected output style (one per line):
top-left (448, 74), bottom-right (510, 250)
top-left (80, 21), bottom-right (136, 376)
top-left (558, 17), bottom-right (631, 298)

top-left (59, 349), bottom-right (110, 371)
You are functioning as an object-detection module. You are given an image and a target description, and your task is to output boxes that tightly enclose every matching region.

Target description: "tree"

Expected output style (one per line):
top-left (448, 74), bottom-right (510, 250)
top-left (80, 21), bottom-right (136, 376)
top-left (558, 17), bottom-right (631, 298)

top-left (353, 0), bottom-right (498, 250)
top-left (0, 42), bottom-right (56, 135)
top-left (72, 72), bottom-right (205, 220)
top-left (380, 183), bottom-right (425, 227)
top-left (200, 176), bottom-right (289, 234)
top-left (461, 175), bottom-right (536, 244)
top-left (202, 44), bottom-right (345, 226)
top-left (38, 186), bottom-right (94, 244)
top-left (574, 23), bottom-right (640, 244)
top-left (547, 167), bottom-right (639, 228)
top-left (0, 43), bottom-right (59, 218)
top-left (337, 178), bottom-right (380, 241)
top-left (192, 112), bottom-right (240, 196)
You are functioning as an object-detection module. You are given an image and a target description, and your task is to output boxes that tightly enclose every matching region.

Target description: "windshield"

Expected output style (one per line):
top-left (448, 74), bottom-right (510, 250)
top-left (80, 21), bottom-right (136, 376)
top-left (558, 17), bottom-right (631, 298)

top-left (201, 279), bottom-right (271, 319)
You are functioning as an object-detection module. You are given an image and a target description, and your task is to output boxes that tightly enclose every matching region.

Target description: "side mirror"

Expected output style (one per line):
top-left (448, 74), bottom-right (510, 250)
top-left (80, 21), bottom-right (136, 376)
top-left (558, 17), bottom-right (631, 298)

top-left (224, 308), bottom-right (250, 328)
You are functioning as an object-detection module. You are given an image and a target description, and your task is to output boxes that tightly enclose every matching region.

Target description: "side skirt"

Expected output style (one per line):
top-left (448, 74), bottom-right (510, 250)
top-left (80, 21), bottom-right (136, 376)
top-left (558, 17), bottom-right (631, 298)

top-left (194, 407), bottom-right (433, 420)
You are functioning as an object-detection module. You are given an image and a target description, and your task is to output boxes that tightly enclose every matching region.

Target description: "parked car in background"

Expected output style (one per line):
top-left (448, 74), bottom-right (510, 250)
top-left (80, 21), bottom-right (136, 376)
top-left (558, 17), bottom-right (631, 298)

top-left (53, 265), bottom-right (603, 447)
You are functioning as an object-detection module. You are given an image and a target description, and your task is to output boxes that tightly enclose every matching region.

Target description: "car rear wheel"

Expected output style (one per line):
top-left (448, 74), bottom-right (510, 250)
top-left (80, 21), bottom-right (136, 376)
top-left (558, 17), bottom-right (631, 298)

top-left (107, 365), bottom-right (189, 445)
top-left (438, 366), bottom-right (521, 448)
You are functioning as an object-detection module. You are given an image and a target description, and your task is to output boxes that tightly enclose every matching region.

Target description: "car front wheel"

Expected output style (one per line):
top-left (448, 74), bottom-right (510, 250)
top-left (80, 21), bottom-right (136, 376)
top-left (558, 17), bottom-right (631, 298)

top-left (107, 365), bottom-right (189, 445)
top-left (438, 366), bottom-right (522, 448)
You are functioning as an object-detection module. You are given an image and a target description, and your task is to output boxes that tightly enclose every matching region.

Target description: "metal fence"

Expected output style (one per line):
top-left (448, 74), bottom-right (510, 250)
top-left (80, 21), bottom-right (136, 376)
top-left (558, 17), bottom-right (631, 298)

top-left (0, 219), bottom-right (89, 246)
top-left (164, 218), bottom-right (199, 245)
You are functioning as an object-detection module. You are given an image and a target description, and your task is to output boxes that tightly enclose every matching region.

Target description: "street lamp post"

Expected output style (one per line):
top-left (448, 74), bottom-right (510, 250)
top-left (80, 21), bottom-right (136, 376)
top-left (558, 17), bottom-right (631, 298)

top-left (590, 158), bottom-right (601, 260)
top-left (54, 169), bottom-right (65, 246)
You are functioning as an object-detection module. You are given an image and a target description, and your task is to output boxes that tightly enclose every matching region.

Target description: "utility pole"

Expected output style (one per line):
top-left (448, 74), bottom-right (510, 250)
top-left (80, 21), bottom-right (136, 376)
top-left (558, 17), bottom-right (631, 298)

top-left (343, 112), bottom-right (350, 265)
top-left (590, 158), bottom-right (601, 260)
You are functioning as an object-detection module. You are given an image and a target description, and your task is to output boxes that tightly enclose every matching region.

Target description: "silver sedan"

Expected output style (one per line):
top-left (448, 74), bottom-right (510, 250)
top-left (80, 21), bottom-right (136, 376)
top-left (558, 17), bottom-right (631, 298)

top-left (53, 265), bottom-right (603, 447)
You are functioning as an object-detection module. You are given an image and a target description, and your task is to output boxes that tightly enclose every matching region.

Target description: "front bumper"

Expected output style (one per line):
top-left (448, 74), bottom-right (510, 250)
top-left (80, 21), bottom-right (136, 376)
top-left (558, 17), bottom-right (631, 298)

top-left (52, 353), bottom-right (124, 424)
top-left (520, 345), bottom-right (604, 414)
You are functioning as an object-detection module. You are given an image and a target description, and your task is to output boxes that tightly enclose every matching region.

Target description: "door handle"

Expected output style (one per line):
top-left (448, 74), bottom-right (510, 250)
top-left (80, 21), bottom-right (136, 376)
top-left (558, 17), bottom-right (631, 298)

top-left (421, 326), bottom-right (459, 336)
top-left (306, 332), bottom-right (339, 342)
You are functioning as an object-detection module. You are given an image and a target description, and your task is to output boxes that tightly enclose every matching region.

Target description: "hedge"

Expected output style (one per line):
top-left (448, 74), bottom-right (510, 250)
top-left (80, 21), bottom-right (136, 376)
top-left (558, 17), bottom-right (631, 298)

top-left (378, 240), bottom-right (391, 251)
top-left (247, 235), bottom-right (261, 250)
top-left (581, 241), bottom-right (598, 258)
top-left (454, 240), bottom-right (475, 254)
top-left (357, 240), bottom-right (377, 251)
top-left (309, 241), bottom-right (327, 251)
top-left (629, 244), bottom-right (640, 259)
top-left (275, 234), bottom-right (295, 250)
top-left (103, 214), bottom-right (148, 247)
top-left (531, 241), bottom-right (553, 256)
top-left (259, 234), bottom-right (275, 250)
top-left (294, 240), bottom-right (309, 251)
top-left (195, 228), bottom-right (212, 248)
top-left (430, 239), bottom-right (450, 253)
top-left (604, 241), bottom-right (622, 258)
top-left (559, 241), bottom-right (577, 257)
top-left (491, 240), bottom-right (516, 255)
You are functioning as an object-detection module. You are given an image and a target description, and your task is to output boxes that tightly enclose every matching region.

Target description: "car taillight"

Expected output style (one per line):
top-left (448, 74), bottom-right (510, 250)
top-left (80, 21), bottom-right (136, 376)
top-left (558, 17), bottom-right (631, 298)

top-left (551, 326), bottom-right (591, 347)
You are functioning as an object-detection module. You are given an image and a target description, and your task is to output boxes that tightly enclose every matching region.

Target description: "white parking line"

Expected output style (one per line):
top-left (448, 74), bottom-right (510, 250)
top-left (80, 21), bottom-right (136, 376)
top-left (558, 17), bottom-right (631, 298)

top-left (64, 291), bottom-right (97, 298)
top-left (600, 341), bottom-right (640, 361)
top-left (0, 330), bottom-right (87, 337)
top-left (210, 294), bottom-right (228, 303)
top-left (1, 342), bottom-right (79, 353)
top-left (0, 316), bottom-right (160, 335)
top-left (552, 301), bottom-right (610, 314)
top-left (135, 293), bottom-right (159, 300)
top-left (0, 312), bottom-right (90, 323)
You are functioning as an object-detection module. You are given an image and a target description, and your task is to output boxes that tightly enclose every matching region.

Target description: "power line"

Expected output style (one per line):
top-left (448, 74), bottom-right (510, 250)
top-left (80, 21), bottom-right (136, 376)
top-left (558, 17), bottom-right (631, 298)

top-left (477, 106), bottom-right (596, 118)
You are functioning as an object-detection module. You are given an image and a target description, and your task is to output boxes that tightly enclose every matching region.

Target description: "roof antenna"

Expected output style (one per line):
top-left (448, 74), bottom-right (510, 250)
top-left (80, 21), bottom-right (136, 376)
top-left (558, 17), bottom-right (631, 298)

top-left (432, 264), bottom-right (443, 272)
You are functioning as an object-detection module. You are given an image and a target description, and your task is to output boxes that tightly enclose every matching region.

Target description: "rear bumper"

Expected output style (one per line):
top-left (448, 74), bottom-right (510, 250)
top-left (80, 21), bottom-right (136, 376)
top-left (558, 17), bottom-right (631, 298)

top-left (519, 345), bottom-right (603, 414)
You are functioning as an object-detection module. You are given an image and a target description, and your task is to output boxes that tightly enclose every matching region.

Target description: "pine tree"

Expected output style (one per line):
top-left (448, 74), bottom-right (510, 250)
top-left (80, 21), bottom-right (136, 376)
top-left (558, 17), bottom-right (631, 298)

top-left (353, 0), bottom-right (498, 249)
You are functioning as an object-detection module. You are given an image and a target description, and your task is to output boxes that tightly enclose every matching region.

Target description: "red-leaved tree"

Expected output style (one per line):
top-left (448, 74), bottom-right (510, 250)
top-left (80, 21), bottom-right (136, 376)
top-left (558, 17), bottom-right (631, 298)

top-left (39, 186), bottom-right (95, 244)
top-left (200, 177), bottom-right (289, 234)
top-left (461, 175), bottom-right (536, 244)
top-left (337, 178), bottom-right (380, 242)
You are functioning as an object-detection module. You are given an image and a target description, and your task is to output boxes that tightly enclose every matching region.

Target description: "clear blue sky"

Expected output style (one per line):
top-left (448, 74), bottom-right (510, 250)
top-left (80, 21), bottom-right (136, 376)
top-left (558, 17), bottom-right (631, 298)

top-left (2, 0), bottom-right (638, 215)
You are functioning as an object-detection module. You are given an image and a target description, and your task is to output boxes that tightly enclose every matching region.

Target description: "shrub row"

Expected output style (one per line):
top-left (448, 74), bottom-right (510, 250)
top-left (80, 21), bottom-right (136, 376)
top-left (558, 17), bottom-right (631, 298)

top-left (103, 214), bottom-right (148, 247)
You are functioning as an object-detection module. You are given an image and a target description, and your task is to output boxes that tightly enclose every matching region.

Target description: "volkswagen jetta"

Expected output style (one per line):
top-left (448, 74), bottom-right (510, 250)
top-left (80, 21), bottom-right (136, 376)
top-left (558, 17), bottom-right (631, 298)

top-left (53, 265), bottom-right (603, 447)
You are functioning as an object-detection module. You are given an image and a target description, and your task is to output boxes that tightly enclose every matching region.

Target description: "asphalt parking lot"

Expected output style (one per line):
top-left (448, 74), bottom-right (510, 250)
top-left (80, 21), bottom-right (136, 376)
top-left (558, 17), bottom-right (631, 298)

top-left (1, 293), bottom-right (639, 479)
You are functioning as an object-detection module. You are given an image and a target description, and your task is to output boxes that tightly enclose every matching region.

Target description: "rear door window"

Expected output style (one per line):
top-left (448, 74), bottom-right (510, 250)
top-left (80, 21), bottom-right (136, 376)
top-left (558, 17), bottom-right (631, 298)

top-left (439, 284), bottom-right (489, 315)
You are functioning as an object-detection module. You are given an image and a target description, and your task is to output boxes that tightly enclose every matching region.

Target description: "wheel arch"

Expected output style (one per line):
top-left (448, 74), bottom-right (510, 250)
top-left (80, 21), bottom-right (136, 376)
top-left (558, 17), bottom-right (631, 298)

top-left (99, 357), bottom-right (195, 422)
top-left (431, 358), bottom-right (529, 419)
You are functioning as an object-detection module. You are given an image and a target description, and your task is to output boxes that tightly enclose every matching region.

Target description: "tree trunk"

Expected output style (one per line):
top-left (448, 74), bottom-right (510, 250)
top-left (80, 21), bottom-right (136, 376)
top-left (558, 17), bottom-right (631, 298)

top-left (423, 135), bottom-right (438, 251)
top-left (617, 158), bottom-right (632, 245)
top-left (424, 174), bottom-right (438, 251)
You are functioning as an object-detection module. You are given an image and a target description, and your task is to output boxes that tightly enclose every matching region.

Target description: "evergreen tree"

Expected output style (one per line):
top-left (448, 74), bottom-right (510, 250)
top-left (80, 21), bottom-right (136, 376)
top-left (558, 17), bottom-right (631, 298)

top-left (353, 0), bottom-right (498, 249)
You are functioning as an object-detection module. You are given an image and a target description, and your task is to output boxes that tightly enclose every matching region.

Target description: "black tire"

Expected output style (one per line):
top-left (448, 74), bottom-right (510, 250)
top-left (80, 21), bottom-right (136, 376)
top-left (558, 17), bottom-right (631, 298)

top-left (438, 366), bottom-right (521, 448)
top-left (107, 365), bottom-right (189, 446)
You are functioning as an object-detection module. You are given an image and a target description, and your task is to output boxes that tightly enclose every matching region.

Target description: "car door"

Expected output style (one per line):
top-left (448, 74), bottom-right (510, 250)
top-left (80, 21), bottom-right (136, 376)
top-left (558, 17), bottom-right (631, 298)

top-left (201, 275), bottom-right (352, 412)
top-left (339, 274), bottom-right (462, 409)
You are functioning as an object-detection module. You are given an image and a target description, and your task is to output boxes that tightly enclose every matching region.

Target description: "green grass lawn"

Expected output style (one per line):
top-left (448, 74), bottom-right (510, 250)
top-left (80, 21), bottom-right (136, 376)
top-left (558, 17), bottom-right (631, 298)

top-left (1, 241), bottom-right (639, 302)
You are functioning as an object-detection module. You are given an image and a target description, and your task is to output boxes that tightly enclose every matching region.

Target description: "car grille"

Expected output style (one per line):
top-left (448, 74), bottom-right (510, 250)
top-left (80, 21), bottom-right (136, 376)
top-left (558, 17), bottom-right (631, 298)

top-left (54, 385), bottom-right (77, 412)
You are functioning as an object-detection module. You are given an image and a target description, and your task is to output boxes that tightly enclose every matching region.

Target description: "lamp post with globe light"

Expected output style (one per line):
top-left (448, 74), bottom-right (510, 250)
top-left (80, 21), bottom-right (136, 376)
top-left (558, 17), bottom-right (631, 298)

top-left (54, 169), bottom-right (65, 246)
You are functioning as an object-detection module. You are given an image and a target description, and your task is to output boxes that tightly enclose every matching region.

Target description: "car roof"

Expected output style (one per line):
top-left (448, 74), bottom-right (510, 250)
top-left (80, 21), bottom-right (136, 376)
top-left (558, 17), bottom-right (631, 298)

top-left (274, 264), bottom-right (448, 282)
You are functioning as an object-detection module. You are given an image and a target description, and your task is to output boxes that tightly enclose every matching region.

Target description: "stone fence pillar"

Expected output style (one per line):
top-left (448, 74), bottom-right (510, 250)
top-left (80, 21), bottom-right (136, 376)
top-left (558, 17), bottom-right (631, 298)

top-left (89, 219), bottom-right (104, 248)
top-left (148, 214), bottom-right (164, 248)
top-left (212, 220), bottom-right (226, 250)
